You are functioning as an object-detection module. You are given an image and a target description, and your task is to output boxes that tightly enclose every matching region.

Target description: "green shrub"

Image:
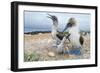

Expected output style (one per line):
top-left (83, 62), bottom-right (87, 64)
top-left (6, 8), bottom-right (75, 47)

top-left (24, 52), bottom-right (40, 62)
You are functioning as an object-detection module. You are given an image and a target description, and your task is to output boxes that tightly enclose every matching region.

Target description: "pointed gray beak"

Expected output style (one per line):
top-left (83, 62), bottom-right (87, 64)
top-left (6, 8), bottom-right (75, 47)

top-left (62, 25), bottom-right (69, 32)
top-left (47, 16), bottom-right (51, 18)
top-left (47, 14), bottom-right (53, 19)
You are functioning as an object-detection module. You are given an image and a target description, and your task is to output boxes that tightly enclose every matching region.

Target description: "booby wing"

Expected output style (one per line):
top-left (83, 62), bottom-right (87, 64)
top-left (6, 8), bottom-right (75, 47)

top-left (79, 35), bottom-right (84, 45)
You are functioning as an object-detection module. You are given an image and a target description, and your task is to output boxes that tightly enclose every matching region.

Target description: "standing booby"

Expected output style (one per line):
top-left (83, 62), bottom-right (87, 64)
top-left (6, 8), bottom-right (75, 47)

top-left (63, 18), bottom-right (84, 55)
top-left (47, 14), bottom-right (61, 46)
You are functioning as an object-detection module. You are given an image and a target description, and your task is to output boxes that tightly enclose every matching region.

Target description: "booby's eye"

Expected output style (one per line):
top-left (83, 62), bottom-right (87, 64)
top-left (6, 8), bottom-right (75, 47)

top-left (68, 18), bottom-right (76, 25)
top-left (52, 16), bottom-right (57, 20)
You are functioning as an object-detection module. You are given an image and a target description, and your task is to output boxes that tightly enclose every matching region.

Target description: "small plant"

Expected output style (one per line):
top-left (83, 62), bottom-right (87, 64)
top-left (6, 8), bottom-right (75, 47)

top-left (24, 52), bottom-right (40, 62)
top-left (63, 31), bottom-right (69, 35)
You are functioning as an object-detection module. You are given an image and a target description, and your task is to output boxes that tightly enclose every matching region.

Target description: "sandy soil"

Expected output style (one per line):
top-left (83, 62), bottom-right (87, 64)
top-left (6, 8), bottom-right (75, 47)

top-left (24, 33), bottom-right (90, 61)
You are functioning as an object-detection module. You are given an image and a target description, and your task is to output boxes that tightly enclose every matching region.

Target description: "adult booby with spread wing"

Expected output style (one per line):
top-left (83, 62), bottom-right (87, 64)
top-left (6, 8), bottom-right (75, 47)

top-left (47, 14), bottom-right (70, 53)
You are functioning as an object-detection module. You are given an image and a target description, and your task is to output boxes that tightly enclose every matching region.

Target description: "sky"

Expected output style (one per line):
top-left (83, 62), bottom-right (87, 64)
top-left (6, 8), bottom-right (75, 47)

top-left (24, 11), bottom-right (91, 33)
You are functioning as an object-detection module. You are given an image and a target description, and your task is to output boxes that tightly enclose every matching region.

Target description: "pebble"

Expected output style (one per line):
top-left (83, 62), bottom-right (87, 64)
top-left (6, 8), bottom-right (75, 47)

top-left (48, 52), bottom-right (55, 57)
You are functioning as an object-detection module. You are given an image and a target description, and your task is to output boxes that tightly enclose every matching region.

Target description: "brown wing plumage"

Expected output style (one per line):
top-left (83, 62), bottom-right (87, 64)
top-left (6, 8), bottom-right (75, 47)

top-left (79, 35), bottom-right (84, 45)
top-left (56, 32), bottom-right (70, 40)
top-left (56, 32), bottom-right (64, 40)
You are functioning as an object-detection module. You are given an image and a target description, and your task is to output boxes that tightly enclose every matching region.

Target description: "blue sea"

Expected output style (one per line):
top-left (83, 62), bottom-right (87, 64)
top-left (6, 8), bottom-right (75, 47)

top-left (24, 27), bottom-right (51, 33)
top-left (24, 11), bottom-right (90, 33)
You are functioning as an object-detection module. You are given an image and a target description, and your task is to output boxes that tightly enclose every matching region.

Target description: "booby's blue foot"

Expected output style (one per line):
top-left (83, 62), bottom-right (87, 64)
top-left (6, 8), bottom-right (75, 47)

top-left (64, 49), bottom-right (81, 55)
top-left (69, 49), bottom-right (81, 55)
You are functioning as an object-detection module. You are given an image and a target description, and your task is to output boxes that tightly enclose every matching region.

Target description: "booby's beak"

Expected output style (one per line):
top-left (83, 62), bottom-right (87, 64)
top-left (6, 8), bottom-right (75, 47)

top-left (62, 24), bottom-right (69, 32)
top-left (47, 16), bottom-right (51, 18)
top-left (47, 14), bottom-right (53, 19)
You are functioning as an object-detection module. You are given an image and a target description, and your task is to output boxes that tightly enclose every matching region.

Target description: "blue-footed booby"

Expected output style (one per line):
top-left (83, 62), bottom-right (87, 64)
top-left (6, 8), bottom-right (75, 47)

top-left (47, 14), bottom-right (70, 53)
top-left (63, 18), bottom-right (84, 55)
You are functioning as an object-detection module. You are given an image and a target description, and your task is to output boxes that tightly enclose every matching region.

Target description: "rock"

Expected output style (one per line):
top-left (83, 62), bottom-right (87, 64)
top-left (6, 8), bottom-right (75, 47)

top-left (38, 33), bottom-right (42, 35)
top-left (48, 52), bottom-right (55, 57)
top-left (64, 54), bottom-right (70, 58)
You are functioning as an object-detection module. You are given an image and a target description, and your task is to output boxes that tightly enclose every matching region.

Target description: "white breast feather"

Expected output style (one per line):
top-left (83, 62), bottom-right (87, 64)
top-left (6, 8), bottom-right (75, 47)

top-left (69, 26), bottom-right (80, 46)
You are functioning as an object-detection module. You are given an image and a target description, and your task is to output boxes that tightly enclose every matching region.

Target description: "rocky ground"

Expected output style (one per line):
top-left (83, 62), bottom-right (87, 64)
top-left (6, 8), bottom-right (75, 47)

top-left (24, 33), bottom-right (90, 62)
